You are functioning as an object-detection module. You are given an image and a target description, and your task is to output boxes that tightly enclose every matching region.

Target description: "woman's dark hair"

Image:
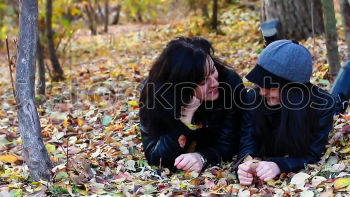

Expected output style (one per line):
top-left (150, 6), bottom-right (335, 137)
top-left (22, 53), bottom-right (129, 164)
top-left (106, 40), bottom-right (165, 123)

top-left (139, 37), bottom-right (224, 136)
top-left (253, 83), bottom-right (319, 157)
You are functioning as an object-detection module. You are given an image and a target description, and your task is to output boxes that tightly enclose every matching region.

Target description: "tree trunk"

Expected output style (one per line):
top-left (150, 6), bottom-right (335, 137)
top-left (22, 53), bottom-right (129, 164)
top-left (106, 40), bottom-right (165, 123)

top-left (341, 0), bottom-right (350, 56)
top-left (212, 0), bottom-right (218, 31)
top-left (95, 0), bottom-right (103, 23)
top-left (104, 0), bottom-right (109, 33)
top-left (37, 35), bottom-right (45, 95)
top-left (16, 0), bottom-right (53, 181)
top-left (111, 5), bottom-right (121, 25)
top-left (46, 0), bottom-right (65, 81)
top-left (136, 7), bottom-right (143, 22)
top-left (84, 3), bottom-right (97, 35)
top-left (201, 4), bottom-right (209, 18)
top-left (321, 0), bottom-right (341, 81)
top-left (261, 0), bottom-right (324, 40)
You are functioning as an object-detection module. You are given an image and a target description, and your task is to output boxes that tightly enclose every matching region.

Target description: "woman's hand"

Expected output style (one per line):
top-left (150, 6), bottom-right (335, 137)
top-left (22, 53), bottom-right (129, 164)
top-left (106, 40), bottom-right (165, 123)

top-left (256, 161), bottom-right (280, 181)
top-left (174, 153), bottom-right (204, 172)
top-left (180, 96), bottom-right (201, 124)
top-left (237, 160), bottom-right (255, 185)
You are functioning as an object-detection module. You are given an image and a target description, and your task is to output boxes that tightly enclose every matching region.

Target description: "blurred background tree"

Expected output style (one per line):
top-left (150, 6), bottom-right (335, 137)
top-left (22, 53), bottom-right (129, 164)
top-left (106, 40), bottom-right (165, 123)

top-left (261, 0), bottom-right (325, 40)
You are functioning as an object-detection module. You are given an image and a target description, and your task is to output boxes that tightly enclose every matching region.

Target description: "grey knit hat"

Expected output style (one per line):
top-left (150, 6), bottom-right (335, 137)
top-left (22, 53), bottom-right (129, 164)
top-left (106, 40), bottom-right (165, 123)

top-left (246, 40), bottom-right (313, 87)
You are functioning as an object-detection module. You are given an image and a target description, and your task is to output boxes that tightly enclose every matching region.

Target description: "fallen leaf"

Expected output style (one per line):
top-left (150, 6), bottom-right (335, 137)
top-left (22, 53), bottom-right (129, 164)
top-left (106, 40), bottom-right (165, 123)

top-left (290, 172), bottom-right (310, 189)
top-left (45, 144), bottom-right (56, 153)
top-left (27, 186), bottom-right (47, 197)
top-left (55, 171), bottom-right (69, 182)
top-left (311, 176), bottom-right (327, 187)
top-left (128, 100), bottom-right (138, 106)
top-left (341, 125), bottom-right (350, 133)
top-left (0, 154), bottom-right (18, 163)
top-left (300, 190), bottom-right (314, 197)
top-left (102, 116), bottom-right (113, 126)
top-left (319, 187), bottom-right (334, 197)
top-left (334, 177), bottom-right (350, 189)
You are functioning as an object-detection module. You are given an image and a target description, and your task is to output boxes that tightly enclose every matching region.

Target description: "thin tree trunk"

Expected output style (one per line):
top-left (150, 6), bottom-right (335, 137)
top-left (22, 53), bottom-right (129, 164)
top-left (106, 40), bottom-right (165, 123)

top-left (341, 0), bottom-right (350, 56)
top-left (46, 0), bottom-right (65, 81)
top-left (95, 0), bottom-right (103, 23)
top-left (261, 0), bottom-right (324, 40)
top-left (321, 0), bottom-right (341, 81)
top-left (137, 7), bottom-right (143, 22)
top-left (84, 3), bottom-right (97, 35)
top-left (212, 0), bottom-right (218, 31)
top-left (104, 0), bottom-right (109, 33)
top-left (37, 35), bottom-right (45, 95)
top-left (201, 4), bottom-right (209, 18)
top-left (111, 5), bottom-right (121, 25)
top-left (16, 0), bottom-right (53, 181)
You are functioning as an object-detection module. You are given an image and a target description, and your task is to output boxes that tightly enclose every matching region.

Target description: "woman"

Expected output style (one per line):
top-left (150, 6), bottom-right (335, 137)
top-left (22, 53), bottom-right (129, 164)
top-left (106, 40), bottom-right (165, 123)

top-left (238, 40), bottom-right (336, 185)
top-left (139, 37), bottom-right (245, 172)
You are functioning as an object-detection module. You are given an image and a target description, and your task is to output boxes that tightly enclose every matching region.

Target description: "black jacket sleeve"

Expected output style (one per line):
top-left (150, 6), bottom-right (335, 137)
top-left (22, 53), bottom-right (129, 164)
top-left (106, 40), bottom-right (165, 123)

top-left (267, 102), bottom-right (335, 173)
top-left (237, 89), bottom-right (261, 160)
top-left (141, 119), bottom-right (194, 168)
top-left (197, 73), bottom-right (245, 165)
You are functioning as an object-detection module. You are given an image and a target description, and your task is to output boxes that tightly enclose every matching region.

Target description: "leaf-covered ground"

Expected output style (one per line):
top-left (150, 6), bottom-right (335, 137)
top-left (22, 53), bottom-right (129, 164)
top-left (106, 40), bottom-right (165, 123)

top-left (1, 2), bottom-right (350, 196)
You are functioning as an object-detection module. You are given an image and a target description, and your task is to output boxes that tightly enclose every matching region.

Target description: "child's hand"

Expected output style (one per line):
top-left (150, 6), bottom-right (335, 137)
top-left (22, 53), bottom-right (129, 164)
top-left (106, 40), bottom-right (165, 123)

top-left (256, 161), bottom-right (280, 181)
top-left (238, 160), bottom-right (256, 185)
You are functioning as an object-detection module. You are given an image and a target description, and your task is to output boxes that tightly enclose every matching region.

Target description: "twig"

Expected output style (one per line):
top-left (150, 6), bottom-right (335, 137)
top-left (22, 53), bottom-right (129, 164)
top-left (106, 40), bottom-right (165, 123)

top-left (5, 36), bottom-right (17, 100)
top-left (311, 0), bottom-right (316, 59)
top-left (157, 158), bottom-right (163, 176)
top-left (55, 29), bottom-right (66, 52)
top-left (52, 129), bottom-right (70, 184)
top-left (66, 134), bottom-right (70, 185)
top-left (45, 63), bottom-right (53, 79)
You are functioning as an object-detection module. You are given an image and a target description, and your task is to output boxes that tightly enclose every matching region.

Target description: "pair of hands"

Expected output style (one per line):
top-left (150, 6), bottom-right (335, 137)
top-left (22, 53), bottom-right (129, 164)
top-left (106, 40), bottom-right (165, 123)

top-left (238, 160), bottom-right (280, 185)
top-left (174, 153), bottom-right (204, 173)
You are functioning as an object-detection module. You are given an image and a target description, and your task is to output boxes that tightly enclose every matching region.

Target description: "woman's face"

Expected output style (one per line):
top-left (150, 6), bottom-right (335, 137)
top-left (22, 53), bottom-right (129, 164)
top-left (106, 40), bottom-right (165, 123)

top-left (259, 88), bottom-right (281, 106)
top-left (194, 56), bottom-right (219, 101)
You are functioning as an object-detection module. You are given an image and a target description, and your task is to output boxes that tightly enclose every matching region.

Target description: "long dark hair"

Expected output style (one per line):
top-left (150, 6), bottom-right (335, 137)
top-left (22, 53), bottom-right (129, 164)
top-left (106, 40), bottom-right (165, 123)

top-left (253, 83), bottom-right (319, 157)
top-left (139, 37), bottom-right (225, 136)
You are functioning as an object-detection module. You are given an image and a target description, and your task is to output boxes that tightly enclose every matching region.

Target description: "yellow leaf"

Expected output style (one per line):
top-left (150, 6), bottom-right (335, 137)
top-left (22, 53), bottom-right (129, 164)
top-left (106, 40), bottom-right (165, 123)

top-left (128, 100), bottom-right (139, 106)
top-left (189, 178), bottom-right (201, 186)
top-left (77, 118), bottom-right (84, 127)
top-left (266, 179), bottom-right (276, 186)
top-left (78, 184), bottom-right (89, 195)
top-left (45, 144), bottom-right (56, 153)
top-left (110, 71), bottom-right (121, 78)
top-left (340, 147), bottom-right (350, 154)
top-left (0, 154), bottom-right (18, 163)
top-left (63, 118), bottom-right (69, 128)
top-left (334, 177), bottom-right (350, 189)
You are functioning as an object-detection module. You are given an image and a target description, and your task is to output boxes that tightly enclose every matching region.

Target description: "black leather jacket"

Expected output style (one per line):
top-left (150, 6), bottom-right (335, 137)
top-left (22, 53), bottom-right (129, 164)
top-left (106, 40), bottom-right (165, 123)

top-left (238, 87), bottom-right (336, 173)
top-left (140, 68), bottom-right (245, 169)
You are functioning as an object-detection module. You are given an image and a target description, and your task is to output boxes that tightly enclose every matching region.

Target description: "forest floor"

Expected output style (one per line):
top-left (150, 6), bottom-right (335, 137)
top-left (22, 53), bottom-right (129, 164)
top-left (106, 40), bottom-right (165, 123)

top-left (1, 2), bottom-right (350, 196)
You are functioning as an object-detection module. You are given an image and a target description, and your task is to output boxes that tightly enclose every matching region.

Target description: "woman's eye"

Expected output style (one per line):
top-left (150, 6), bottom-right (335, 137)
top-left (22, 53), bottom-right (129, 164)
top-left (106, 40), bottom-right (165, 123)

top-left (200, 79), bottom-right (207, 85)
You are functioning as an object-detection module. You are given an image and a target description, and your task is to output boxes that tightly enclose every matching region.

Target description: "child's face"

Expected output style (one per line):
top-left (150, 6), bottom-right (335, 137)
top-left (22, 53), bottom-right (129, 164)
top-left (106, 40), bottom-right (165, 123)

top-left (259, 88), bottom-right (281, 106)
